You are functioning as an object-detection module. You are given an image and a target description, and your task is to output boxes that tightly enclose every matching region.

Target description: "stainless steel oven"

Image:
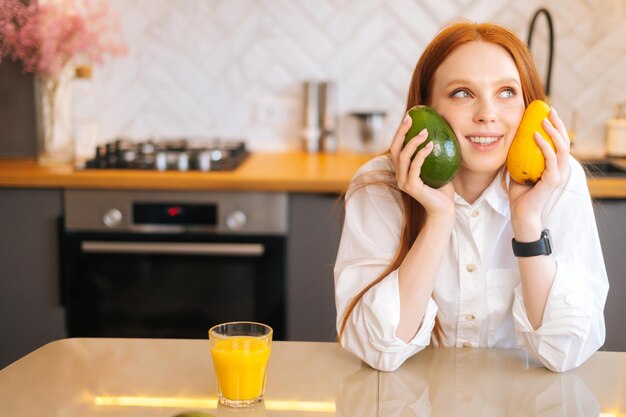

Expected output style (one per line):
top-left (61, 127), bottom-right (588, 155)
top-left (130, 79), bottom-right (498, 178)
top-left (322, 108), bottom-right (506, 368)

top-left (60, 190), bottom-right (287, 340)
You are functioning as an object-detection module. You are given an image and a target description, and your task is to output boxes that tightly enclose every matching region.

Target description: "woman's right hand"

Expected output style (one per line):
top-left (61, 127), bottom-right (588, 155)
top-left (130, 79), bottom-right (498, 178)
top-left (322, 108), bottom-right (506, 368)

top-left (389, 112), bottom-right (456, 220)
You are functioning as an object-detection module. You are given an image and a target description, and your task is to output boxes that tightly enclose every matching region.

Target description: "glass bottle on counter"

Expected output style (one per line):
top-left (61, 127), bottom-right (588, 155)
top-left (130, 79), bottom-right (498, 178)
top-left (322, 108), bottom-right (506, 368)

top-left (72, 65), bottom-right (100, 162)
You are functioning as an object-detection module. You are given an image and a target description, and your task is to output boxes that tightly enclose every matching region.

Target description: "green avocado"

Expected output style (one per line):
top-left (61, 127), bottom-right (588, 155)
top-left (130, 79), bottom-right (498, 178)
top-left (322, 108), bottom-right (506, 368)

top-left (402, 105), bottom-right (461, 188)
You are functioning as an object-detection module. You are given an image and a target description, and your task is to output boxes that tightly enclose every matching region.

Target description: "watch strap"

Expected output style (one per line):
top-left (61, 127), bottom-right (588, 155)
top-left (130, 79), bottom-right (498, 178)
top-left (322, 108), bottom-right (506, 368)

top-left (512, 229), bottom-right (552, 257)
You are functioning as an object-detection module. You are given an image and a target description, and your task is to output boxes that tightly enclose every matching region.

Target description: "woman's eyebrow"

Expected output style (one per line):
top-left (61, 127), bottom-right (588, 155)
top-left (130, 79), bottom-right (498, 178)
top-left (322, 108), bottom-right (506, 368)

top-left (445, 78), bottom-right (521, 87)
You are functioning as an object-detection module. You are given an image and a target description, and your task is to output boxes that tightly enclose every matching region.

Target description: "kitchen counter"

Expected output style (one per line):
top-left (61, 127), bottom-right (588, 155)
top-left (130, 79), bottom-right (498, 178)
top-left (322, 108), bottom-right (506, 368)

top-left (0, 152), bottom-right (374, 193)
top-left (0, 338), bottom-right (624, 416)
top-left (1, 153), bottom-right (626, 196)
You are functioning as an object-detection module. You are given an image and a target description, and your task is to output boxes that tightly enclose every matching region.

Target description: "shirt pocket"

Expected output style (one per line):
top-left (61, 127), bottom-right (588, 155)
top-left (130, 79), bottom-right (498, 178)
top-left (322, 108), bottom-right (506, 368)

top-left (486, 268), bottom-right (520, 347)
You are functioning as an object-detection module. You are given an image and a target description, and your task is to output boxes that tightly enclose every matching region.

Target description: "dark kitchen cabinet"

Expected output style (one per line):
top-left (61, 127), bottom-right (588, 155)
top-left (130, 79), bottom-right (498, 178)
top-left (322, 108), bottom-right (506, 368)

top-left (0, 189), bottom-right (66, 369)
top-left (593, 199), bottom-right (626, 352)
top-left (287, 193), bottom-right (343, 342)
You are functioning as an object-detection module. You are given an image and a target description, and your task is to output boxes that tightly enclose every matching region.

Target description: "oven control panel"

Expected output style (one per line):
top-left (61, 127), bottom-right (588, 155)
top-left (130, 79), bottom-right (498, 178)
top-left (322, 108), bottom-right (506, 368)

top-left (64, 190), bottom-right (288, 235)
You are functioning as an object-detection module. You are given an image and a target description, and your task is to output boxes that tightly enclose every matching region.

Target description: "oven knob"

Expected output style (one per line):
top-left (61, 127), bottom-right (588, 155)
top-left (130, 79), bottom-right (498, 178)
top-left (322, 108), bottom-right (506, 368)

top-left (226, 210), bottom-right (247, 230)
top-left (103, 209), bottom-right (123, 228)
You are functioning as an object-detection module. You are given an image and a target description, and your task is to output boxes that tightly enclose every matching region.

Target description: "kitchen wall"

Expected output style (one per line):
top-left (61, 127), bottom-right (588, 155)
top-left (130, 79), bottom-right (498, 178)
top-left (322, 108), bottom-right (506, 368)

top-left (82, 0), bottom-right (626, 156)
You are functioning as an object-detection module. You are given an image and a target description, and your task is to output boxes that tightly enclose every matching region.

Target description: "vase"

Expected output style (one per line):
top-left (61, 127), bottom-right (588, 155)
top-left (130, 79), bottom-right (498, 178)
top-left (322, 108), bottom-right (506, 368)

top-left (35, 64), bottom-right (75, 165)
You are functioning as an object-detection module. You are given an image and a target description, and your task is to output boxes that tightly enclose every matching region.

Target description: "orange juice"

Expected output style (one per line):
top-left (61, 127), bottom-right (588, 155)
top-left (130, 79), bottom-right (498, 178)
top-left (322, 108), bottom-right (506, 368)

top-left (210, 336), bottom-right (271, 401)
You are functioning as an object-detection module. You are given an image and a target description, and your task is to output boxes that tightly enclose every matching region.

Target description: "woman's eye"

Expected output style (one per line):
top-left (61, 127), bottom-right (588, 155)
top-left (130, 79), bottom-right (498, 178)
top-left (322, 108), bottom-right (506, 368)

top-left (500, 88), bottom-right (517, 98)
top-left (451, 89), bottom-right (471, 98)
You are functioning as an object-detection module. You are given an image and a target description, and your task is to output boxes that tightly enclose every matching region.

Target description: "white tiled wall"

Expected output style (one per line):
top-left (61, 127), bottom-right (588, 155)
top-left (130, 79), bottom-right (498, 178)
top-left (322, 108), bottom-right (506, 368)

top-left (80, 0), bottom-right (626, 156)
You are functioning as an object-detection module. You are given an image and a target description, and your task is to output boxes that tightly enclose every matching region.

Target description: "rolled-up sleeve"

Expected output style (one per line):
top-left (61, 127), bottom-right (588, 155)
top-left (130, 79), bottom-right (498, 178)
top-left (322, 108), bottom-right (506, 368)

top-left (334, 157), bottom-right (437, 371)
top-left (512, 157), bottom-right (609, 372)
top-left (341, 268), bottom-right (438, 371)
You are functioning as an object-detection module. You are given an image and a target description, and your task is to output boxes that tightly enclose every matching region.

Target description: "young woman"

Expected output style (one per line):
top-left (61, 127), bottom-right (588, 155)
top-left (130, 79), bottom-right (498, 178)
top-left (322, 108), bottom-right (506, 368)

top-left (334, 22), bottom-right (608, 373)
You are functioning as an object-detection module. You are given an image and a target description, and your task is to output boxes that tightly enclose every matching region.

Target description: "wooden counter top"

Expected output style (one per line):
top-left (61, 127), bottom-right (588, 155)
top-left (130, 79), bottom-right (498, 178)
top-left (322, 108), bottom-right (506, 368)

top-left (0, 152), bottom-right (374, 193)
top-left (0, 338), bottom-right (624, 416)
top-left (587, 178), bottom-right (626, 199)
top-left (1, 153), bottom-right (626, 197)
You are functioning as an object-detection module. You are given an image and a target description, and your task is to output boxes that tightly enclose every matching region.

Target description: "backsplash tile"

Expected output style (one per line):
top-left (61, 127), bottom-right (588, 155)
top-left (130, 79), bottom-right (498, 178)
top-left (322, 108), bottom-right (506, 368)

top-left (79, 0), bottom-right (626, 156)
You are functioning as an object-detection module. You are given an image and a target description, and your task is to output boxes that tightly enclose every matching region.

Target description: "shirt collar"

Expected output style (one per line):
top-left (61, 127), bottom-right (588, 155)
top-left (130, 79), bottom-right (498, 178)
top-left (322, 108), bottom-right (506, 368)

top-left (454, 171), bottom-right (510, 219)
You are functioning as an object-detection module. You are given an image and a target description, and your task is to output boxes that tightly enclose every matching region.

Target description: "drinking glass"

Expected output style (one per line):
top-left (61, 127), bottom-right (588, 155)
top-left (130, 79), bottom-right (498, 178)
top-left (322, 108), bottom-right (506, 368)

top-left (209, 322), bottom-right (272, 407)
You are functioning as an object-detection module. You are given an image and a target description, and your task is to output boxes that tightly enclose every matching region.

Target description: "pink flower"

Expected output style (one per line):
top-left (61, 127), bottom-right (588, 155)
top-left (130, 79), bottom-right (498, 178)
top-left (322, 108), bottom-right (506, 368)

top-left (0, 0), bottom-right (127, 78)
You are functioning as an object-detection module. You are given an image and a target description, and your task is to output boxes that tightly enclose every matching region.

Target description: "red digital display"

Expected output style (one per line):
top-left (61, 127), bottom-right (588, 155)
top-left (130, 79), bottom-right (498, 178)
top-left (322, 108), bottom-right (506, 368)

top-left (134, 203), bottom-right (216, 225)
top-left (167, 206), bottom-right (182, 217)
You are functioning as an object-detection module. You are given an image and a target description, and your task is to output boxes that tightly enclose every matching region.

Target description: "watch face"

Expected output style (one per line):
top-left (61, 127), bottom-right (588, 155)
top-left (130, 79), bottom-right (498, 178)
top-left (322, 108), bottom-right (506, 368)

top-left (542, 229), bottom-right (552, 255)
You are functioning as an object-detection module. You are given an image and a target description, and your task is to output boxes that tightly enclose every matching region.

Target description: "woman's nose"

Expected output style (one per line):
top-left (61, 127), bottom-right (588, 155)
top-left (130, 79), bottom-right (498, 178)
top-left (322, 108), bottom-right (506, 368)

top-left (473, 101), bottom-right (497, 123)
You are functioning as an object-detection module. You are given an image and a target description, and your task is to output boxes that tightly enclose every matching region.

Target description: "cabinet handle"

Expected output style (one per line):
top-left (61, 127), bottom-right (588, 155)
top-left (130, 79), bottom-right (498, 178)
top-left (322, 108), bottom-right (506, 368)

top-left (81, 241), bottom-right (265, 257)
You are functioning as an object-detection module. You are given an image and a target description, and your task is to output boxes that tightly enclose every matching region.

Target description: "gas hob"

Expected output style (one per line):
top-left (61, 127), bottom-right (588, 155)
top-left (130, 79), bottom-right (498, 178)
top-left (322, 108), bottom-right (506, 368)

top-left (78, 139), bottom-right (249, 171)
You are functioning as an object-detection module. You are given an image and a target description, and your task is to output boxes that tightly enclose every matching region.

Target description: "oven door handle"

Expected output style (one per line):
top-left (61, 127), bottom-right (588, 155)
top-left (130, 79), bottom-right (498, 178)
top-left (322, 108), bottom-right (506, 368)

top-left (81, 241), bottom-right (265, 257)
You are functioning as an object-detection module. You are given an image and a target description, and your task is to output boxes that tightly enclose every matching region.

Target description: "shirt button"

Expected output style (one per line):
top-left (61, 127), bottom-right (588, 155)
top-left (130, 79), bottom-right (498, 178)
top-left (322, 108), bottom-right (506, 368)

top-left (471, 209), bottom-right (480, 217)
top-left (466, 263), bottom-right (476, 272)
top-left (465, 314), bottom-right (476, 321)
top-left (462, 342), bottom-right (472, 348)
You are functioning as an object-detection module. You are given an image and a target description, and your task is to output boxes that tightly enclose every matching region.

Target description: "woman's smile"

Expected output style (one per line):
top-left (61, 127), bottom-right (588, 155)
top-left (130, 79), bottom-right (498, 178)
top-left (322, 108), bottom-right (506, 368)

top-left (464, 132), bottom-right (504, 150)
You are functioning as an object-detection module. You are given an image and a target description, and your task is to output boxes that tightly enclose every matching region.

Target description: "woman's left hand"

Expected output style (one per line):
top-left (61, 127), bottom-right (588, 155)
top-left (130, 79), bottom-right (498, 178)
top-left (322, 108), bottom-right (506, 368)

top-left (508, 107), bottom-right (571, 235)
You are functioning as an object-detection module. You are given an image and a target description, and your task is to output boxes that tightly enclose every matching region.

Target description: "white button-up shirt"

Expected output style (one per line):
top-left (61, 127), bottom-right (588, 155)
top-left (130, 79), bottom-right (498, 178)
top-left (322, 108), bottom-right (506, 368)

top-left (335, 154), bottom-right (608, 372)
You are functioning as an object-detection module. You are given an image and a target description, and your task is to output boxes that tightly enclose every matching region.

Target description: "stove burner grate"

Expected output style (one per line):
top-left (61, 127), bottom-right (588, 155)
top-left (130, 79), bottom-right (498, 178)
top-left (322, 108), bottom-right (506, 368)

top-left (80, 139), bottom-right (249, 171)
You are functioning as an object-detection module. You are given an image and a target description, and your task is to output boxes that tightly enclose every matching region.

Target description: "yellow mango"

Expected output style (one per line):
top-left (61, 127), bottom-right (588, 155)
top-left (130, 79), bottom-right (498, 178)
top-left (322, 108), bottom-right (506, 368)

top-left (506, 100), bottom-right (556, 185)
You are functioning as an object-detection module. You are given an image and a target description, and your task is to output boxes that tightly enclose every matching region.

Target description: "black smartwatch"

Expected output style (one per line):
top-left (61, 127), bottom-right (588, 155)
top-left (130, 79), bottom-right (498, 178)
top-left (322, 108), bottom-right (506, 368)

top-left (512, 229), bottom-right (553, 257)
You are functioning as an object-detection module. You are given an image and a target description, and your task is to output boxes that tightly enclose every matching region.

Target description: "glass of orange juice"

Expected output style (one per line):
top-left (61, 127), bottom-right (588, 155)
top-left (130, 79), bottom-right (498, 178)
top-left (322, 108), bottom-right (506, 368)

top-left (209, 321), bottom-right (272, 407)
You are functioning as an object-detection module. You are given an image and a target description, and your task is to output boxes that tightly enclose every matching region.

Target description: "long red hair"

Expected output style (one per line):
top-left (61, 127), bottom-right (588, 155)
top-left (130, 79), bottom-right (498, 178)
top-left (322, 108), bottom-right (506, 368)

top-left (338, 21), bottom-right (546, 344)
